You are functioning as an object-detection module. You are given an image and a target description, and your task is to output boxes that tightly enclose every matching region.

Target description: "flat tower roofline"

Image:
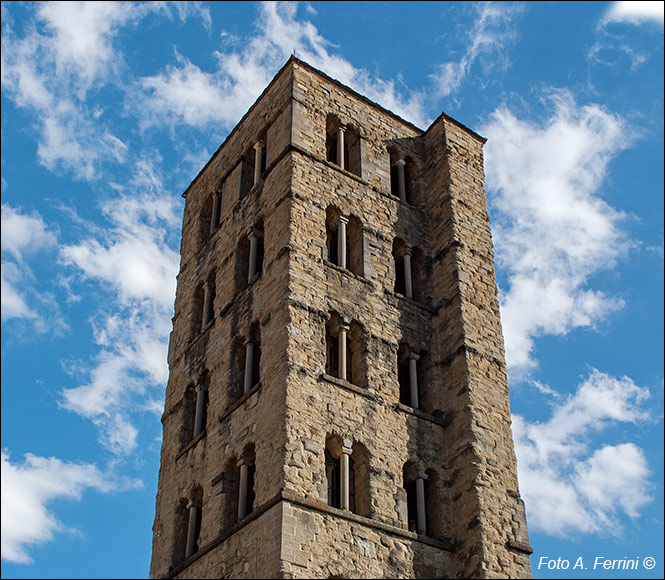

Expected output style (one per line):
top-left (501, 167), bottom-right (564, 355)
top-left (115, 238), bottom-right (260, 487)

top-left (181, 55), bottom-right (484, 199)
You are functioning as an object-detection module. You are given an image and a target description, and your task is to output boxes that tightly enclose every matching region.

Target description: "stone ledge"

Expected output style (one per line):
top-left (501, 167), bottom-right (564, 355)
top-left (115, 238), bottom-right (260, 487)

top-left (162, 491), bottom-right (283, 579)
top-left (507, 539), bottom-right (534, 555)
top-left (174, 431), bottom-right (206, 463)
top-left (160, 486), bottom-right (456, 580)
top-left (323, 259), bottom-right (374, 287)
top-left (395, 402), bottom-right (447, 428)
top-left (281, 488), bottom-right (456, 553)
top-left (217, 382), bottom-right (262, 425)
top-left (318, 373), bottom-right (377, 400)
top-left (318, 374), bottom-right (446, 429)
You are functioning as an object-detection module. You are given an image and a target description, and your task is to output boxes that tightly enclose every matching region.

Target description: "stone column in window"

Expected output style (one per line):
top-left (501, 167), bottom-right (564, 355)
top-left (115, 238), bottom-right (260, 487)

top-left (185, 499), bottom-right (201, 558)
top-left (336, 124), bottom-right (346, 170)
top-left (402, 247), bottom-right (413, 298)
top-left (210, 191), bottom-right (222, 235)
top-left (201, 281), bottom-right (213, 329)
top-left (416, 471), bottom-right (428, 535)
top-left (396, 159), bottom-right (407, 203)
top-left (340, 439), bottom-right (352, 511)
top-left (237, 456), bottom-right (253, 520)
top-left (337, 215), bottom-right (348, 270)
top-left (243, 338), bottom-right (257, 394)
top-left (247, 227), bottom-right (263, 283)
top-left (253, 141), bottom-right (265, 186)
top-left (408, 351), bottom-right (420, 409)
top-left (193, 383), bottom-right (208, 438)
top-left (338, 317), bottom-right (350, 382)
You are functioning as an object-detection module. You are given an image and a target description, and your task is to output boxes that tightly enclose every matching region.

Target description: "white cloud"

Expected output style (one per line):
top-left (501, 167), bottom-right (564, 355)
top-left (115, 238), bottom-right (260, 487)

top-left (513, 369), bottom-right (652, 536)
top-left (136, 1), bottom-right (429, 130)
top-left (60, 192), bottom-right (179, 308)
top-left (431, 1), bottom-right (523, 98)
top-left (1, 262), bottom-right (38, 322)
top-left (603, 1), bottom-right (664, 26)
top-left (58, 183), bottom-right (179, 454)
top-left (60, 300), bottom-right (172, 456)
top-left (0, 449), bottom-right (127, 564)
top-left (481, 90), bottom-right (631, 374)
top-left (0, 204), bottom-right (64, 330)
top-left (1, 1), bottom-right (209, 181)
top-left (37, 1), bottom-right (137, 93)
top-left (1, 204), bottom-right (57, 262)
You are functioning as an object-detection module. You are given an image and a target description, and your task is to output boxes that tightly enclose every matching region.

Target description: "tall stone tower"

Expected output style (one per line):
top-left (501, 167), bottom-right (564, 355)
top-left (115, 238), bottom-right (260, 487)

top-left (150, 57), bottom-right (532, 579)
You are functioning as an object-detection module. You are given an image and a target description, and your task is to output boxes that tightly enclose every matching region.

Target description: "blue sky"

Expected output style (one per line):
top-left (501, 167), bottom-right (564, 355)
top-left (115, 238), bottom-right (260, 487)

top-left (1, 2), bottom-right (662, 578)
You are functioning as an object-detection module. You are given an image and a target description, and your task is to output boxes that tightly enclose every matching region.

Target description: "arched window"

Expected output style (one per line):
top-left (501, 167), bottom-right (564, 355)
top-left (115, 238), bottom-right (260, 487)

top-left (325, 208), bottom-right (364, 276)
top-left (179, 383), bottom-right (196, 446)
top-left (220, 446), bottom-right (256, 533)
top-left (347, 215), bottom-right (364, 277)
top-left (242, 323), bottom-right (261, 394)
top-left (347, 321), bottom-right (366, 388)
top-left (324, 436), bottom-right (355, 512)
top-left (239, 150), bottom-right (255, 200)
top-left (326, 114), bottom-right (342, 166)
top-left (230, 337), bottom-right (245, 406)
top-left (392, 240), bottom-right (425, 301)
top-left (220, 456), bottom-right (238, 533)
top-left (390, 153), bottom-right (413, 203)
top-left (171, 497), bottom-right (189, 566)
top-left (345, 125), bottom-right (362, 177)
top-left (192, 377), bottom-right (208, 438)
top-left (392, 238), bottom-right (408, 296)
top-left (251, 135), bottom-right (267, 187)
top-left (251, 221), bottom-right (265, 279)
top-left (325, 446), bottom-right (342, 509)
top-left (397, 345), bottom-right (416, 408)
top-left (325, 314), bottom-right (366, 387)
top-left (325, 313), bottom-right (346, 380)
top-left (235, 222), bottom-right (264, 293)
top-left (350, 442), bottom-right (371, 517)
top-left (202, 271), bottom-right (216, 328)
top-left (209, 188), bottom-right (223, 235)
top-left (411, 247), bottom-right (427, 303)
top-left (325, 206), bottom-right (343, 267)
top-left (190, 283), bottom-right (205, 338)
top-left (325, 115), bottom-right (361, 177)
top-left (184, 486), bottom-right (203, 559)
top-left (402, 462), bottom-right (430, 535)
top-left (424, 469), bottom-right (443, 540)
top-left (180, 375), bottom-right (208, 445)
top-left (238, 444), bottom-right (256, 520)
top-left (324, 436), bottom-right (370, 517)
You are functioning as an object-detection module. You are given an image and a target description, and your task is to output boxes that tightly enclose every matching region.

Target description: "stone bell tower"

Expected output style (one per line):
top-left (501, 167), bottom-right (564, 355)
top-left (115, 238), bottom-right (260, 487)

top-left (149, 56), bottom-right (532, 579)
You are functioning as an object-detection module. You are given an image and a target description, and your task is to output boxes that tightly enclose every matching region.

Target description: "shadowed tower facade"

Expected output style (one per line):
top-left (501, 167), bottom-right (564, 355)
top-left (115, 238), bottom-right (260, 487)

top-left (150, 57), bottom-right (532, 579)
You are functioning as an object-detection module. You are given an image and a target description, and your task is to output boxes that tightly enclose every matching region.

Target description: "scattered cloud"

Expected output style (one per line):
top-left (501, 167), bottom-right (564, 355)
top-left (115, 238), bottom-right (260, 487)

top-left (59, 185), bottom-right (179, 454)
top-left (590, 1), bottom-right (663, 70)
top-left (135, 1), bottom-right (429, 130)
top-left (481, 90), bottom-right (632, 375)
top-left (1, 449), bottom-right (139, 564)
top-left (513, 369), bottom-right (652, 536)
top-left (1, 263), bottom-right (39, 322)
top-left (430, 1), bottom-right (523, 98)
top-left (0, 204), bottom-right (64, 330)
top-left (1, 204), bottom-right (57, 262)
top-left (602, 1), bottom-right (664, 26)
top-left (0, 1), bottom-right (210, 180)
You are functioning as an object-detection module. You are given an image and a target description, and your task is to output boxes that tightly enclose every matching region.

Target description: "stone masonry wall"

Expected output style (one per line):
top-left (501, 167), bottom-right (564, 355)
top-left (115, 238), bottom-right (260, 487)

top-left (424, 116), bottom-right (532, 578)
top-left (150, 64), bottom-right (298, 580)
